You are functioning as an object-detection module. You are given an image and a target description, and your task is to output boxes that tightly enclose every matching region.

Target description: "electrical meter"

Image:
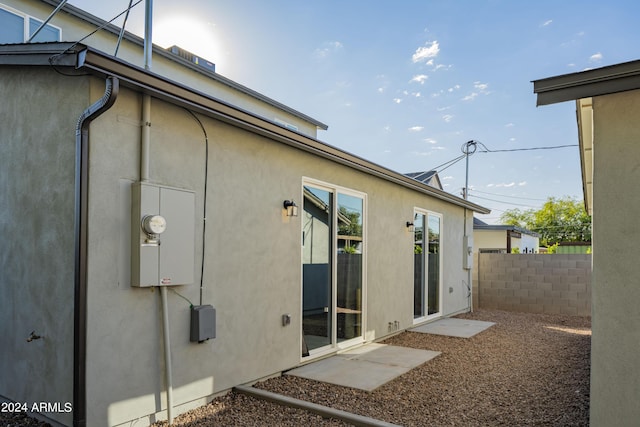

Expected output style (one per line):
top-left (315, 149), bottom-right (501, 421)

top-left (142, 214), bottom-right (167, 235)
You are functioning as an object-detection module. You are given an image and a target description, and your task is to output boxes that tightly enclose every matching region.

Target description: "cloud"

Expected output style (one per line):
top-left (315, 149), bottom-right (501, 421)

top-left (462, 81), bottom-right (490, 101)
top-left (393, 98), bottom-right (402, 104)
top-left (505, 123), bottom-right (515, 127)
top-left (442, 114), bottom-right (454, 123)
top-left (495, 182), bottom-right (516, 188)
top-left (519, 181), bottom-right (527, 186)
top-left (442, 176), bottom-right (453, 180)
top-left (431, 146), bottom-right (446, 150)
top-left (409, 126), bottom-right (424, 132)
top-left (589, 52), bottom-right (603, 62)
top-left (541, 19), bottom-right (553, 27)
top-left (410, 74), bottom-right (429, 84)
top-left (313, 41), bottom-right (343, 59)
top-left (412, 40), bottom-right (440, 63)
top-left (423, 138), bottom-right (437, 144)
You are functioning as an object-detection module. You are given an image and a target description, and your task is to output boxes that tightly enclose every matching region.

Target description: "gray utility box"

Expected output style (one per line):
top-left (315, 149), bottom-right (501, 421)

top-left (131, 182), bottom-right (195, 287)
top-left (191, 305), bottom-right (216, 343)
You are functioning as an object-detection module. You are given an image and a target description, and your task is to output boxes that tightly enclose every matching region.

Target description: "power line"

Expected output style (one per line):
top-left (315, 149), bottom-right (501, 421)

top-left (468, 194), bottom-right (538, 208)
top-left (468, 189), bottom-right (547, 202)
top-left (478, 144), bottom-right (578, 153)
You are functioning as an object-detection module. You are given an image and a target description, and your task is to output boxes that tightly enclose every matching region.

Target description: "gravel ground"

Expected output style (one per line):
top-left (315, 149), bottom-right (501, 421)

top-left (3, 309), bottom-right (590, 426)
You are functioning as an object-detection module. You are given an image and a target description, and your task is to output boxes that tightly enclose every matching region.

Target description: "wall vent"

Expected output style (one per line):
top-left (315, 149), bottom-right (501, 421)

top-left (168, 45), bottom-right (215, 73)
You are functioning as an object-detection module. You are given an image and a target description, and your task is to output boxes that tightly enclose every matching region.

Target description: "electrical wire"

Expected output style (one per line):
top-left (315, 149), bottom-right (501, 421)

top-left (49, 0), bottom-right (143, 69)
top-left (468, 189), bottom-right (547, 201)
top-left (185, 110), bottom-right (209, 306)
top-left (468, 194), bottom-right (538, 208)
top-left (478, 144), bottom-right (578, 153)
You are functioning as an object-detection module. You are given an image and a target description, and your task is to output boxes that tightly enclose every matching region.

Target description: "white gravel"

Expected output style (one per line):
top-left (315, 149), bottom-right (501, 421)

top-left (3, 309), bottom-right (590, 426)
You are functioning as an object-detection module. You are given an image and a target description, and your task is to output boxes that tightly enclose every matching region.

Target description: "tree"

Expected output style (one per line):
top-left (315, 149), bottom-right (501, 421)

top-left (500, 196), bottom-right (591, 247)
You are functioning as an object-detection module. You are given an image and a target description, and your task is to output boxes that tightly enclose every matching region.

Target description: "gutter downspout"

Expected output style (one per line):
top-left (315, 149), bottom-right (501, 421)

top-left (74, 76), bottom-right (119, 427)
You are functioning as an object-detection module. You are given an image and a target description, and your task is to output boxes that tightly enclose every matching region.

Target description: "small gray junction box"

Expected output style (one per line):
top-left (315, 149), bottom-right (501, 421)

top-left (190, 305), bottom-right (216, 343)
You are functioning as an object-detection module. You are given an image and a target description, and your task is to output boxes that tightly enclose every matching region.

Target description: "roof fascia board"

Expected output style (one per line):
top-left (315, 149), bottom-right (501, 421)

top-left (533, 59), bottom-right (640, 106)
top-left (39, 0), bottom-right (327, 130)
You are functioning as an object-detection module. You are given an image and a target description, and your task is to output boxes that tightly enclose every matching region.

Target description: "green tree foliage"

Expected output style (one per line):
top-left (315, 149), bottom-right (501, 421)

top-left (500, 196), bottom-right (591, 247)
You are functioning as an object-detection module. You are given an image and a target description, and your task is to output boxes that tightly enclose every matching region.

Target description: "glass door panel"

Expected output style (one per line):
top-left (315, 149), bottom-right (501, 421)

top-left (336, 193), bottom-right (364, 343)
top-left (302, 186), bottom-right (333, 353)
top-left (427, 215), bottom-right (441, 316)
top-left (413, 213), bottom-right (425, 319)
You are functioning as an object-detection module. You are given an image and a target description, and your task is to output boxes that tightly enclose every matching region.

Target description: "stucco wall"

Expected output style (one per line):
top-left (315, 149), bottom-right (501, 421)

top-left (590, 90), bottom-right (640, 425)
top-left (474, 253), bottom-right (591, 316)
top-left (0, 68), bottom-right (86, 426)
top-left (73, 76), bottom-right (476, 425)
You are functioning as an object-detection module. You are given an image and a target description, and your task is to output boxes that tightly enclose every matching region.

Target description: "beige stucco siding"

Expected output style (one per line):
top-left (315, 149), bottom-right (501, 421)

top-left (590, 90), bottom-right (640, 425)
top-left (77, 75), bottom-right (474, 425)
top-left (0, 68), bottom-right (86, 426)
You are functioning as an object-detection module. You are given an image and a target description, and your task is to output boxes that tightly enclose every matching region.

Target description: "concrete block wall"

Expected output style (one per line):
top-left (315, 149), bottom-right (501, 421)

top-left (473, 253), bottom-right (591, 316)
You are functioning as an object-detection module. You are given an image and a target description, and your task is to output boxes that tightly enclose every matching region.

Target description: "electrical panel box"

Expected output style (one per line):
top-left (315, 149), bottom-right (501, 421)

top-left (463, 235), bottom-right (474, 270)
top-left (131, 182), bottom-right (195, 287)
top-left (190, 305), bottom-right (216, 343)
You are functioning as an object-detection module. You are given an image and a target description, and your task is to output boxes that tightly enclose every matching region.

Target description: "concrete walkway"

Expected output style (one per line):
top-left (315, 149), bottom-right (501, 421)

top-left (286, 343), bottom-right (440, 391)
top-left (411, 317), bottom-right (495, 338)
top-left (286, 318), bottom-right (495, 392)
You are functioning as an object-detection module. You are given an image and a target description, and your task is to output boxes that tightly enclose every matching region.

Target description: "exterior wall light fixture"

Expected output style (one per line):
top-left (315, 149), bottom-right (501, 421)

top-left (406, 221), bottom-right (414, 232)
top-left (283, 200), bottom-right (298, 217)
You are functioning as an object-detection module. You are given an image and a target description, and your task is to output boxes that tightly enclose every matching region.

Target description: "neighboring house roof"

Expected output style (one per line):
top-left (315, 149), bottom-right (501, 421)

top-left (0, 42), bottom-right (490, 214)
top-left (473, 217), bottom-right (540, 237)
top-left (405, 171), bottom-right (443, 190)
top-left (37, 0), bottom-right (328, 131)
top-left (532, 59), bottom-right (640, 214)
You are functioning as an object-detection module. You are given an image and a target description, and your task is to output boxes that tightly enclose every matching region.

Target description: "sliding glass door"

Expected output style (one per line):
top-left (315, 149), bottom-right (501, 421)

top-left (414, 210), bottom-right (442, 320)
top-left (302, 182), bottom-right (365, 357)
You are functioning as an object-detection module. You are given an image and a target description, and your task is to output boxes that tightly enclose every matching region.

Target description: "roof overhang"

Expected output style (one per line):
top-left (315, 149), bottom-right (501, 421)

top-left (533, 59), bottom-right (640, 215)
top-left (0, 42), bottom-right (490, 214)
top-left (533, 59), bottom-right (640, 106)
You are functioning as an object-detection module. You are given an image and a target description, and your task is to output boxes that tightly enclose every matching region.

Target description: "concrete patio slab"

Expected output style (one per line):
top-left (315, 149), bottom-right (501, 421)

top-left (285, 344), bottom-right (440, 391)
top-left (411, 317), bottom-right (495, 338)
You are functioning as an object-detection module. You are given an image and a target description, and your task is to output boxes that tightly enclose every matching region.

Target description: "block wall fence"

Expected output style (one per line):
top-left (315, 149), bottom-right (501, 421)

top-left (472, 253), bottom-right (591, 317)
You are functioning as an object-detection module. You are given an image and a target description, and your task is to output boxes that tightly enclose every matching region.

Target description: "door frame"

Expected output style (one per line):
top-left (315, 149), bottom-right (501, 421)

top-left (301, 178), bottom-right (367, 360)
top-left (412, 208), bottom-right (443, 324)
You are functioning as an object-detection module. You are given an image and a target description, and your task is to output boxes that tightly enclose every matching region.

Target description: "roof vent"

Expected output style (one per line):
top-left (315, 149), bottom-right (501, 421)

top-left (168, 45), bottom-right (215, 73)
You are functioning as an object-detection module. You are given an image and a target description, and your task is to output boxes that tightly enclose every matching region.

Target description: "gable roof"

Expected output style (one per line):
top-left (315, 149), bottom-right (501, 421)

top-left (405, 170), bottom-right (443, 190)
top-left (0, 42), bottom-right (490, 214)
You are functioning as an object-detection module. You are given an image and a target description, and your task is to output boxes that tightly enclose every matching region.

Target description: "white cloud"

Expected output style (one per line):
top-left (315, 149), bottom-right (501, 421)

top-left (505, 123), bottom-right (515, 127)
top-left (412, 40), bottom-right (440, 63)
top-left (518, 181), bottom-right (527, 186)
top-left (442, 176), bottom-right (453, 180)
top-left (423, 138), bottom-right (437, 144)
top-left (412, 92), bottom-right (422, 98)
top-left (541, 19), bottom-right (553, 27)
top-left (589, 52), bottom-right (603, 62)
top-left (496, 182), bottom-right (516, 188)
top-left (410, 74), bottom-right (429, 84)
top-left (313, 41), bottom-right (343, 59)
top-left (442, 114), bottom-right (454, 123)
top-left (462, 82), bottom-right (490, 101)
top-left (377, 87), bottom-right (385, 93)
top-left (393, 98), bottom-right (402, 104)
top-left (383, 125), bottom-right (391, 131)
top-left (431, 146), bottom-right (445, 150)
top-left (409, 126), bottom-right (424, 132)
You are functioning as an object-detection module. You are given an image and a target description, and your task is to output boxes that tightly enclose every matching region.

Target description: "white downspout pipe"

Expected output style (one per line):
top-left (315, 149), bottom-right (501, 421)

top-left (141, 1), bottom-right (174, 424)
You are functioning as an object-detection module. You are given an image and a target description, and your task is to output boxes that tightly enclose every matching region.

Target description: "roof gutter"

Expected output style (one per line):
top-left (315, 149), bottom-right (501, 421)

top-left (73, 76), bottom-right (119, 427)
top-left (73, 47), bottom-right (488, 214)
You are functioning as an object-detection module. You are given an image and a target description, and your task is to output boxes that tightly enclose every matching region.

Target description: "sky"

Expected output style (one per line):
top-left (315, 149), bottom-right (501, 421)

top-left (68, 0), bottom-right (640, 223)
